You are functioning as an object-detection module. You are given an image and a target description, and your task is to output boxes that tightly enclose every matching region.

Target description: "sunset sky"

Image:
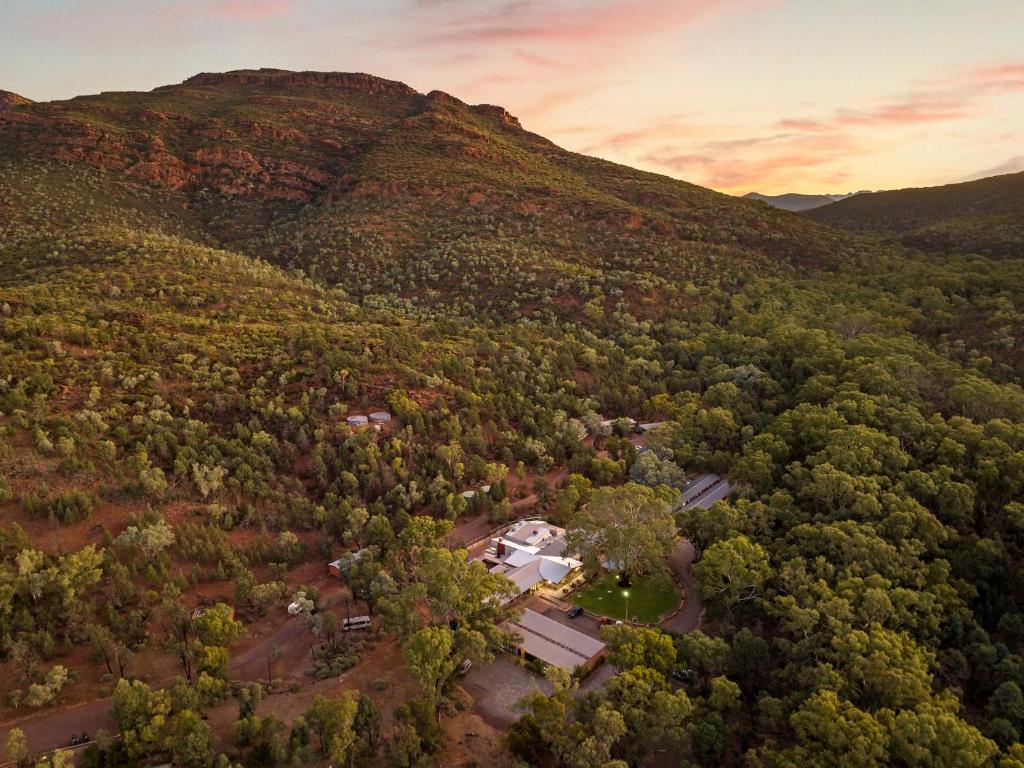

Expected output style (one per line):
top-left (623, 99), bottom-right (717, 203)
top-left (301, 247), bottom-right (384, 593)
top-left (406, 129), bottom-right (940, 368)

top-left (3, 0), bottom-right (1022, 195)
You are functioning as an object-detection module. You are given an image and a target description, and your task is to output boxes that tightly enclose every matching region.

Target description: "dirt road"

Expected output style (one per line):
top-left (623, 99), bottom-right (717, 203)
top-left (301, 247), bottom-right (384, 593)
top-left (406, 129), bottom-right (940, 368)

top-left (2, 609), bottom-right (322, 756)
top-left (661, 539), bottom-right (704, 634)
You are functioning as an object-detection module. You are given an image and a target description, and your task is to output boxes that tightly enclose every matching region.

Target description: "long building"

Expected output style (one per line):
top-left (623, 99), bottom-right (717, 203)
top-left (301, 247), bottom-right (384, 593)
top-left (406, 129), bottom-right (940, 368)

top-left (502, 608), bottom-right (605, 673)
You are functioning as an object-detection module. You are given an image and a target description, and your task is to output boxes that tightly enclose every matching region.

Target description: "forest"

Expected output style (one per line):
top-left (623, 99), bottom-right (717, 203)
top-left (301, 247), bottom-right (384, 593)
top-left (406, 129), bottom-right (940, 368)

top-left (0, 72), bottom-right (1023, 767)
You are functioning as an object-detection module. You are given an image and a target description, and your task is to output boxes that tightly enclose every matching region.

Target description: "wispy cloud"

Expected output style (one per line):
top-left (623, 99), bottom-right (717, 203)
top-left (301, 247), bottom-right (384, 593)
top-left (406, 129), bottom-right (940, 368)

top-left (162, 0), bottom-right (300, 22)
top-left (642, 131), bottom-right (863, 190)
top-left (209, 0), bottom-right (299, 20)
top-left (415, 0), bottom-right (772, 47)
top-left (408, 0), bottom-right (774, 121)
top-left (779, 56), bottom-right (1024, 133)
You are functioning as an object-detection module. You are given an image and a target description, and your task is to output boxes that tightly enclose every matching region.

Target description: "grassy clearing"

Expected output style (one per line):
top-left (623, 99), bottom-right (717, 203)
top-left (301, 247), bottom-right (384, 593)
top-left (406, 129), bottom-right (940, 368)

top-left (572, 570), bottom-right (679, 623)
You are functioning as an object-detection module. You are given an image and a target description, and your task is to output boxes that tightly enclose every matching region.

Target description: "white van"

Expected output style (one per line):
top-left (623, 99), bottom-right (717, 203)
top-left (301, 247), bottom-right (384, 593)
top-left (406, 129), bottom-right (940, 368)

top-left (342, 615), bottom-right (372, 631)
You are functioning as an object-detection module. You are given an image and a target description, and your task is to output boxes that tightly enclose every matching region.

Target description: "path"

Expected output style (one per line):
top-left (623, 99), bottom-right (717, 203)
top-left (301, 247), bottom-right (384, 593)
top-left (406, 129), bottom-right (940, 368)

top-left (661, 539), bottom-right (704, 634)
top-left (1, 605), bottom-right (325, 755)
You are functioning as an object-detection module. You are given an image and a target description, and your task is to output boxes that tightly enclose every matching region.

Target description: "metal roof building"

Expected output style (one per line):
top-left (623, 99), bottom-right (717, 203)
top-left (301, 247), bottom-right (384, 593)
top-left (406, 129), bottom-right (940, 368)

top-left (502, 609), bottom-right (605, 672)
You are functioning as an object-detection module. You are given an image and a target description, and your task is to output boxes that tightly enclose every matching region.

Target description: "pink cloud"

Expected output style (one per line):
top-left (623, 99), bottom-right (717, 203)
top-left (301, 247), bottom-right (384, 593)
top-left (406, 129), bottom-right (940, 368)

top-left (834, 98), bottom-right (975, 126)
top-left (210, 0), bottom-right (299, 20)
top-left (578, 117), bottom-right (698, 153)
top-left (575, 54), bottom-right (1023, 193)
top-left (778, 56), bottom-right (1024, 137)
top-left (640, 130), bottom-right (864, 191)
top-left (418, 0), bottom-right (773, 47)
top-left (160, 0), bottom-right (299, 23)
top-left (412, 0), bottom-right (775, 75)
top-left (518, 87), bottom-right (594, 119)
top-left (774, 118), bottom-right (833, 132)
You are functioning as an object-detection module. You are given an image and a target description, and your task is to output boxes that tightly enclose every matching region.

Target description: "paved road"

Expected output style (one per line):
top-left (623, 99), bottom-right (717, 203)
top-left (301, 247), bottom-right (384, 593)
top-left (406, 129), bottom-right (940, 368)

top-left (661, 539), bottom-right (704, 634)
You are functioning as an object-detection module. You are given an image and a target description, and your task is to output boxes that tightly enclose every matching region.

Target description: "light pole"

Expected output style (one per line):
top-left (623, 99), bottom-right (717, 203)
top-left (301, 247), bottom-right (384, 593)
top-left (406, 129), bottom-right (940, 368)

top-left (623, 590), bottom-right (630, 624)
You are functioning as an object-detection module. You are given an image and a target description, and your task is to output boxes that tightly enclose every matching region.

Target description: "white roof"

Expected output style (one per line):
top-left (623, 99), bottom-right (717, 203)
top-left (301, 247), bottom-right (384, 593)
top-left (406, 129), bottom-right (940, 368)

top-left (507, 560), bottom-right (546, 594)
top-left (505, 519), bottom-right (564, 547)
top-left (538, 556), bottom-right (581, 583)
top-left (502, 540), bottom-right (542, 556)
top-left (505, 548), bottom-right (540, 568)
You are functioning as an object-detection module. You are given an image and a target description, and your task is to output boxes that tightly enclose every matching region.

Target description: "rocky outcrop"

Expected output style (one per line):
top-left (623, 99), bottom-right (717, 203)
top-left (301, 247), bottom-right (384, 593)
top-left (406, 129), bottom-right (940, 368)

top-left (179, 69), bottom-right (418, 98)
top-left (0, 70), bottom-right (528, 205)
top-left (472, 104), bottom-right (521, 128)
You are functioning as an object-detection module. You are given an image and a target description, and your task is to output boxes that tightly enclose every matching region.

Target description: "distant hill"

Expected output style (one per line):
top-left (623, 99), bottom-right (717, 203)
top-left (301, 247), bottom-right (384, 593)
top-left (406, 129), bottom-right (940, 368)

top-left (0, 89), bottom-right (32, 110)
top-left (808, 171), bottom-right (1024, 257)
top-left (744, 191), bottom-right (854, 212)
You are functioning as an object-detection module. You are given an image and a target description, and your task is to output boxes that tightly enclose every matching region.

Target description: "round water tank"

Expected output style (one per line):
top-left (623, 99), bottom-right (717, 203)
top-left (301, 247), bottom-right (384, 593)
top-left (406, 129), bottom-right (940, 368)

top-left (369, 411), bottom-right (392, 424)
top-left (346, 415), bottom-right (368, 428)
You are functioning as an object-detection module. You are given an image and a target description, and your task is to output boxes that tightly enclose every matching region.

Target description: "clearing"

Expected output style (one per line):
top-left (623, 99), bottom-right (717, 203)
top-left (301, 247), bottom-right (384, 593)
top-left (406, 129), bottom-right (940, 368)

top-left (572, 570), bottom-right (679, 624)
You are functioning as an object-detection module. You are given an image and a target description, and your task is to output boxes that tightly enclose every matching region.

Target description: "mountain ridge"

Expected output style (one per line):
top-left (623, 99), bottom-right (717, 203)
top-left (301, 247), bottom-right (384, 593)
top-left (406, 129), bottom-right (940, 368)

top-left (808, 170), bottom-right (1024, 257)
top-left (743, 191), bottom-right (856, 212)
top-left (0, 69), bottom-right (870, 318)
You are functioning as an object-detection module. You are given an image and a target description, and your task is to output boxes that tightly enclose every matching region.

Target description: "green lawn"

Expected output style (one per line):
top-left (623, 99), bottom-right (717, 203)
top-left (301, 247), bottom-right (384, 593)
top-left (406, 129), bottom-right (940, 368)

top-left (572, 571), bottom-right (679, 624)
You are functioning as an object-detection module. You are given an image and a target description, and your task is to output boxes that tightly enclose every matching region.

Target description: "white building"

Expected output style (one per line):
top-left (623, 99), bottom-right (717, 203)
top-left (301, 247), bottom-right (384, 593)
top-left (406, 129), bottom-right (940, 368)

top-left (480, 519), bottom-right (582, 601)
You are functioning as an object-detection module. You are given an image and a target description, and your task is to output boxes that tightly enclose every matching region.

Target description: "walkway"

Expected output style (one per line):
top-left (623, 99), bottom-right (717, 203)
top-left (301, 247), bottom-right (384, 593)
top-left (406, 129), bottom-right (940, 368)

top-left (661, 539), bottom-right (704, 634)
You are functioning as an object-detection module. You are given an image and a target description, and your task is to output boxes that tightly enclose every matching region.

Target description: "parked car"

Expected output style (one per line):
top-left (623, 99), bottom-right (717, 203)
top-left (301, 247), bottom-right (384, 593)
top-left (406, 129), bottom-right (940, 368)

top-left (567, 606), bottom-right (584, 619)
top-left (458, 658), bottom-right (473, 675)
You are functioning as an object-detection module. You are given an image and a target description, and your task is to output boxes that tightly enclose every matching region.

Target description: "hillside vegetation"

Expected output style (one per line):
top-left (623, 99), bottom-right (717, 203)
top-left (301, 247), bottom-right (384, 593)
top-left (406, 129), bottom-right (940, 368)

top-left (0, 71), bottom-right (1023, 768)
top-left (808, 171), bottom-right (1024, 258)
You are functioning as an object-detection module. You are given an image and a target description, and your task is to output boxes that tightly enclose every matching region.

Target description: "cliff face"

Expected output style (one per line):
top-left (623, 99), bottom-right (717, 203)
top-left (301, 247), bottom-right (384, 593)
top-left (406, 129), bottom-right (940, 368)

top-left (178, 69), bottom-right (419, 97)
top-left (0, 71), bottom-right (531, 202)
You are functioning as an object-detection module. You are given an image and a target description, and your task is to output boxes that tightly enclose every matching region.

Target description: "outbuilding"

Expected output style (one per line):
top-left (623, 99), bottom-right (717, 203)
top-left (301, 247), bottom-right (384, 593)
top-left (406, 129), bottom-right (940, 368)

top-left (502, 608), bottom-right (605, 673)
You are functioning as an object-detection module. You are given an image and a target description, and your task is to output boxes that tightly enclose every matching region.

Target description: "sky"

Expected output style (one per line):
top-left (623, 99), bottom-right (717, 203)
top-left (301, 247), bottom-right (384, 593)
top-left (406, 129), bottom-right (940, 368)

top-left (2, 0), bottom-right (1022, 195)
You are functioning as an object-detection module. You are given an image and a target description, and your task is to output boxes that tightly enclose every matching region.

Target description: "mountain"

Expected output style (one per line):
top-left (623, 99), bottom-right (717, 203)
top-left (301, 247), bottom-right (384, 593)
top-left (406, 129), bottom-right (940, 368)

top-left (0, 68), bottom-right (867, 321)
top-left (744, 191), bottom-right (854, 212)
top-left (808, 171), bottom-right (1024, 257)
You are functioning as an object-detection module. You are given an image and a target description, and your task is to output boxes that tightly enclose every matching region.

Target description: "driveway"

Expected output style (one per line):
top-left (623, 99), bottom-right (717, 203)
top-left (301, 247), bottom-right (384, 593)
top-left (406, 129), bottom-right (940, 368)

top-left (461, 656), bottom-right (553, 728)
top-left (526, 596), bottom-right (603, 641)
top-left (661, 539), bottom-right (704, 634)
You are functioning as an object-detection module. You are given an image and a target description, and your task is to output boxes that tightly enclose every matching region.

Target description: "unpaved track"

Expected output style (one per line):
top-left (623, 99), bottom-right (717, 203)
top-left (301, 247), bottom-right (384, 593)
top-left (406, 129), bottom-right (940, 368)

top-left (661, 539), bottom-right (704, 634)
